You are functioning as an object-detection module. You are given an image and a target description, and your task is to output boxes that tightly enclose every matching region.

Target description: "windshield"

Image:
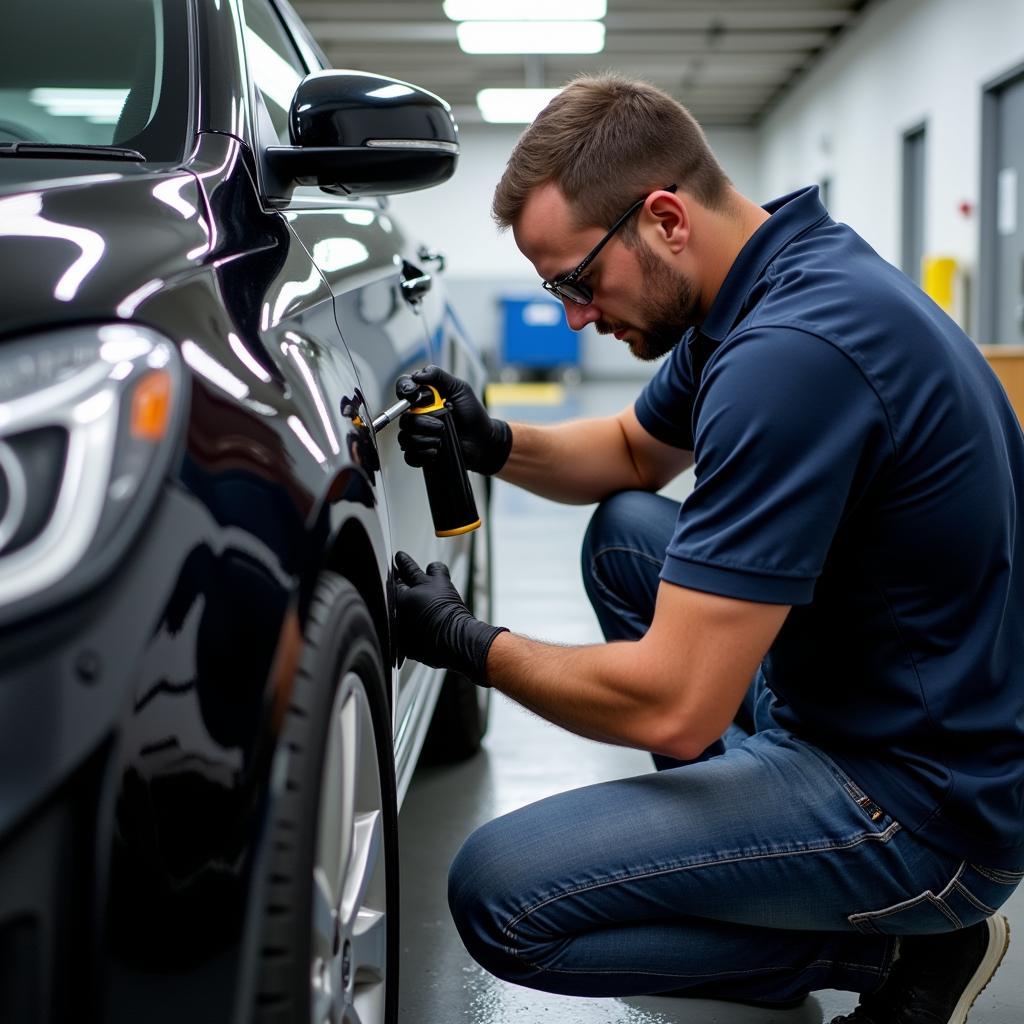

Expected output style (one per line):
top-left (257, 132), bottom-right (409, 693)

top-left (1, 0), bottom-right (190, 163)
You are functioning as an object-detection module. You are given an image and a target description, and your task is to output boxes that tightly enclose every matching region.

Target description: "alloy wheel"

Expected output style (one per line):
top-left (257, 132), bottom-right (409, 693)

top-left (310, 671), bottom-right (388, 1024)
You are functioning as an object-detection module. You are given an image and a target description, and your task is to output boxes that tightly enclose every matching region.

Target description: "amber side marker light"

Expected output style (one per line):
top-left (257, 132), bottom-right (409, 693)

top-left (130, 370), bottom-right (173, 441)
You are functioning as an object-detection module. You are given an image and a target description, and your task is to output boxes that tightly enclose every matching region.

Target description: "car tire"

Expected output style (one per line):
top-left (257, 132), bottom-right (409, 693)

top-left (421, 496), bottom-right (492, 764)
top-left (255, 573), bottom-right (398, 1024)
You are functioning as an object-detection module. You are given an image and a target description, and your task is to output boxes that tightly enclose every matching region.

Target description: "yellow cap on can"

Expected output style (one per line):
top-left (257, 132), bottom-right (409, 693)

top-left (409, 385), bottom-right (445, 414)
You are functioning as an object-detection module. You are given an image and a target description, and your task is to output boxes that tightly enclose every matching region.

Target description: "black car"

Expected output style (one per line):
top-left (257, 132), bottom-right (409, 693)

top-left (0, 1), bottom-right (492, 1021)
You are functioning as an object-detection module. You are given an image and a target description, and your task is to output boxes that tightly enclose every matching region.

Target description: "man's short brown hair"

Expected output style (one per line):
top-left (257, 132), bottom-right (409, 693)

top-left (492, 73), bottom-right (731, 234)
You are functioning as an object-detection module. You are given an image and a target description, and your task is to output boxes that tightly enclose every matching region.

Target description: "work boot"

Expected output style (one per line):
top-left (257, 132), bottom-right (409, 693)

top-left (830, 914), bottom-right (1010, 1024)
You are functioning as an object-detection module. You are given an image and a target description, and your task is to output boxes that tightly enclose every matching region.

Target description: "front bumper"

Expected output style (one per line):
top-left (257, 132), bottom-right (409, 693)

top-left (0, 477), bottom-right (288, 1021)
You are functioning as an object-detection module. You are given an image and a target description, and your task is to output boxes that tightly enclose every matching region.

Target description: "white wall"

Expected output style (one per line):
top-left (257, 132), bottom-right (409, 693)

top-left (392, 123), bottom-right (761, 277)
top-left (389, 0), bottom-right (1024, 361)
top-left (391, 123), bottom-right (760, 376)
top-left (389, 125), bottom-right (532, 282)
top-left (759, 0), bottom-right (1024, 338)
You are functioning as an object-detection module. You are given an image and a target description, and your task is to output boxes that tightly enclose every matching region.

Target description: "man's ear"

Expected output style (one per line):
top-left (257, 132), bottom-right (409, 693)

top-left (644, 189), bottom-right (689, 254)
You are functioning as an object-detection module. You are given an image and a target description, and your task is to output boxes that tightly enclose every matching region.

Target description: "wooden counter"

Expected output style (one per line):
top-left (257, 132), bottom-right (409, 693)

top-left (980, 346), bottom-right (1024, 423)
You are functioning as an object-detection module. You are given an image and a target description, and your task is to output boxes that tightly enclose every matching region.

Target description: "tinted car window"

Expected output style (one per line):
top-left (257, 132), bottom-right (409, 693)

top-left (243, 0), bottom-right (307, 146)
top-left (1, 0), bottom-right (190, 163)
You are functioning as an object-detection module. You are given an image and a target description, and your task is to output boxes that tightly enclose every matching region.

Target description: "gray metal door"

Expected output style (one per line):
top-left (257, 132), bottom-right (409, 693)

top-left (994, 77), bottom-right (1024, 341)
top-left (983, 70), bottom-right (1024, 343)
top-left (901, 124), bottom-right (926, 284)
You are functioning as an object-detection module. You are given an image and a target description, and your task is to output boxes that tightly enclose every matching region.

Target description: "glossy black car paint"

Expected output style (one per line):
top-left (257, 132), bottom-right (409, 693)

top-left (265, 70), bottom-right (459, 199)
top-left (0, 1), bottom-right (482, 1020)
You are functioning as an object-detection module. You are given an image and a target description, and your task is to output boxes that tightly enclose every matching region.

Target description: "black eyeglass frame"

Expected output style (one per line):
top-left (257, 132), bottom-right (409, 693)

top-left (542, 183), bottom-right (678, 306)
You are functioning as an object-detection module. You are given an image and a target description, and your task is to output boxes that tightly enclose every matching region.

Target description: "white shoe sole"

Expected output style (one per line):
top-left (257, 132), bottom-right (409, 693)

top-left (946, 913), bottom-right (1010, 1024)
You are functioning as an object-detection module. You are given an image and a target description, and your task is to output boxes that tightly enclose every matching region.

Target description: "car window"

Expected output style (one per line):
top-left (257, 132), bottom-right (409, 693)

top-left (274, 0), bottom-right (329, 73)
top-left (1, 0), bottom-right (189, 163)
top-left (242, 0), bottom-right (307, 147)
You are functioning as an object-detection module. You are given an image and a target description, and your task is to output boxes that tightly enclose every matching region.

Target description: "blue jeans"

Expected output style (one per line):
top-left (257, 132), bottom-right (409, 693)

top-left (448, 491), bottom-right (1023, 1001)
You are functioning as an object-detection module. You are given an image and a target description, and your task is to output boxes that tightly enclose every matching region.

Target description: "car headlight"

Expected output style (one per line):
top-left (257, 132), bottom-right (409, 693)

top-left (0, 324), bottom-right (184, 622)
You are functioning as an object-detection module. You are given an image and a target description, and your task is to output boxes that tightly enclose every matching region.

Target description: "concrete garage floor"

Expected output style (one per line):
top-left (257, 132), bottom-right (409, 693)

top-left (397, 381), bottom-right (1024, 1024)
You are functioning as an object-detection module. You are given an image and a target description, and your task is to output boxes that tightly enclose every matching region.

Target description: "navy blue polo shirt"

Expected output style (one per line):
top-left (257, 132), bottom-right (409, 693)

top-left (636, 186), bottom-right (1024, 867)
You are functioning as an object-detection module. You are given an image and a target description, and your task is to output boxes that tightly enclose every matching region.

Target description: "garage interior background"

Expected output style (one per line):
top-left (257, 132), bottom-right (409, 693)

top-left (285, 2), bottom-right (1024, 1020)
top-left (289, 0), bottom-right (1024, 382)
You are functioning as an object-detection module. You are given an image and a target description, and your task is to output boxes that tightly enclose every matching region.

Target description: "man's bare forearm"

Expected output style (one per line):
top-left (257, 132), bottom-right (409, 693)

top-left (496, 416), bottom-right (645, 504)
top-left (481, 583), bottom-right (783, 759)
top-left (484, 630), bottom-right (683, 755)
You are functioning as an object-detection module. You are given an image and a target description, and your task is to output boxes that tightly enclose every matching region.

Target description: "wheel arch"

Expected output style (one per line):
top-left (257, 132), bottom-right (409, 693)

top-left (321, 517), bottom-right (393, 709)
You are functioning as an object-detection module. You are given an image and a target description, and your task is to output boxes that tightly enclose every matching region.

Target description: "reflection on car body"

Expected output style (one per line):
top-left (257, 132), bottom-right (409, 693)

top-left (0, 1), bottom-right (490, 1021)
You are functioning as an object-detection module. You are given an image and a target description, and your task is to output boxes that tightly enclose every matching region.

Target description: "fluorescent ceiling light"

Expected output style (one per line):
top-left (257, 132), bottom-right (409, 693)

top-left (477, 88), bottom-right (561, 123)
top-left (444, 0), bottom-right (605, 20)
top-left (29, 87), bottom-right (129, 125)
top-left (458, 21), bottom-right (604, 54)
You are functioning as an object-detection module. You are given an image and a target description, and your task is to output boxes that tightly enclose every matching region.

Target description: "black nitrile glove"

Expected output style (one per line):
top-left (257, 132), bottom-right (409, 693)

top-left (395, 365), bottom-right (512, 475)
top-left (394, 551), bottom-right (508, 683)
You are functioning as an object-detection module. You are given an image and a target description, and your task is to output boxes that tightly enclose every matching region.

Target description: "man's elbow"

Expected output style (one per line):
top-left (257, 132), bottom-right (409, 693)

top-left (654, 735), bottom-right (710, 762)
top-left (648, 721), bottom-right (716, 763)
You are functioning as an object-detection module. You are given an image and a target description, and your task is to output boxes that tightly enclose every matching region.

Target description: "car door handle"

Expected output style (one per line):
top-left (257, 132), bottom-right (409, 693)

top-left (417, 245), bottom-right (446, 273)
top-left (401, 260), bottom-right (432, 303)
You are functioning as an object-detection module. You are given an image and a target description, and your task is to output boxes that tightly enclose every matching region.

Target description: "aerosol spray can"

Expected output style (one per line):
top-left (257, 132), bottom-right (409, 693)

top-left (371, 385), bottom-right (480, 537)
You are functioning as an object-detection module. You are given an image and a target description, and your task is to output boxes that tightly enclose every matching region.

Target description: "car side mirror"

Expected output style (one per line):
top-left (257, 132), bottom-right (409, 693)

top-left (264, 70), bottom-right (459, 201)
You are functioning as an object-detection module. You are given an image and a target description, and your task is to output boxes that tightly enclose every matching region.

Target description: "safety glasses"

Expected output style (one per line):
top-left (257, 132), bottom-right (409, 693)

top-left (542, 184), bottom-right (677, 306)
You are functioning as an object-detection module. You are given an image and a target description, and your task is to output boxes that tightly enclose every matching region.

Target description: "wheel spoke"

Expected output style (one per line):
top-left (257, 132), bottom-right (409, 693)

top-left (352, 906), bottom-right (387, 982)
top-left (316, 700), bottom-right (345, 903)
top-left (341, 809), bottom-right (382, 926)
top-left (317, 685), bottom-right (359, 903)
top-left (339, 691), bottom-right (359, 880)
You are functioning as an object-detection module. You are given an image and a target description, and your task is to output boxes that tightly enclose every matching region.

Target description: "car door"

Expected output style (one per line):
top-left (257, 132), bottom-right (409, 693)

top-left (239, 0), bottom-right (447, 714)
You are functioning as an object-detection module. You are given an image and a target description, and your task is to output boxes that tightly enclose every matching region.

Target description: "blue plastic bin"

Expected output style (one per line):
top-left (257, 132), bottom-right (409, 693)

top-left (500, 295), bottom-right (579, 371)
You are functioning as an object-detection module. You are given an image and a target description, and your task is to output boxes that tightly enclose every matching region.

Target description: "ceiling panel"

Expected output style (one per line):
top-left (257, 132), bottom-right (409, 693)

top-left (295, 0), bottom-right (873, 127)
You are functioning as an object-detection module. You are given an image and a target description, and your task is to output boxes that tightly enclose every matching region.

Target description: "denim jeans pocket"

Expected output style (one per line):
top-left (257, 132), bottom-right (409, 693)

top-left (848, 861), bottom-right (1024, 935)
top-left (794, 739), bottom-right (899, 834)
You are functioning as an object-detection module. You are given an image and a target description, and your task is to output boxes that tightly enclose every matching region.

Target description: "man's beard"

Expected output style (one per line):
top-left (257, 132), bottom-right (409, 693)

top-left (597, 238), bottom-right (702, 361)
